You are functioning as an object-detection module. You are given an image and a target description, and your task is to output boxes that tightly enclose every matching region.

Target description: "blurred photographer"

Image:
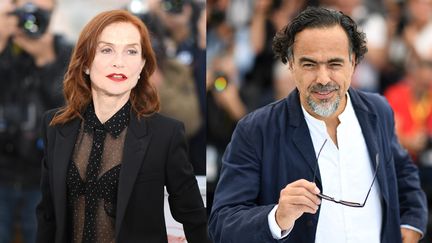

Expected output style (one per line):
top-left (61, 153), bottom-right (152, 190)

top-left (130, 0), bottom-right (207, 174)
top-left (385, 50), bottom-right (432, 164)
top-left (0, 0), bottom-right (72, 242)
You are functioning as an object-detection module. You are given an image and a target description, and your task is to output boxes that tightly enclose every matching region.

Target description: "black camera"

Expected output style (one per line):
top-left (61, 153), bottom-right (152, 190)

top-left (9, 3), bottom-right (51, 39)
top-left (162, 0), bottom-right (185, 14)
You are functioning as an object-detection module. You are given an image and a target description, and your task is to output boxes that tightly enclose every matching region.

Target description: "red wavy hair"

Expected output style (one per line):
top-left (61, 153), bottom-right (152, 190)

top-left (50, 10), bottom-right (159, 125)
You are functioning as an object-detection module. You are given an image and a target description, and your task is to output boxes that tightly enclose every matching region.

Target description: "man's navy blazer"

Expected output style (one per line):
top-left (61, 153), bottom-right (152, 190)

top-left (209, 88), bottom-right (427, 243)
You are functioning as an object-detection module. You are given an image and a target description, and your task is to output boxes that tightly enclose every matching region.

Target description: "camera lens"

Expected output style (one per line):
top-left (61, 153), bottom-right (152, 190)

top-left (162, 0), bottom-right (184, 14)
top-left (214, 75), bottom-right (228, 92)
top-left (12, 3), bottom-right (51, 38)
top-left (22, 13), bottom-right (39, 34)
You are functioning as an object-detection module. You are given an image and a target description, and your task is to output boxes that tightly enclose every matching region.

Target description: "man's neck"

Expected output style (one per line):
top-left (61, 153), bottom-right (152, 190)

top-left (304, 94), bottom-right (348, 147)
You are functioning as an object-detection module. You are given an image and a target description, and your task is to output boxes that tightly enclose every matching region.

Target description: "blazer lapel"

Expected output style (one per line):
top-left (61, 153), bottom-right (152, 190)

top-left (349, 89), bottom-right (387, 204)
top-left (52, 118), bottom-right (80, 240)
top-left (292, 124), bottom-right (320, 183)
top-left (115, 112), bottom-right (152, 238)
top-left (287, 91), bottom-right (321, 184)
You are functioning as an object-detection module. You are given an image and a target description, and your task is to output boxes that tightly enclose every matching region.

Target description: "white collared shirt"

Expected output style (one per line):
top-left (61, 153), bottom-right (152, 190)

top-left (268, 93), bottom-right (382, 242)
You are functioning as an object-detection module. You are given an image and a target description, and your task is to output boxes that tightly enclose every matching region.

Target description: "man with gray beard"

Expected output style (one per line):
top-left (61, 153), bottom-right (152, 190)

top-left (209, 7), bottom-right (427, 243)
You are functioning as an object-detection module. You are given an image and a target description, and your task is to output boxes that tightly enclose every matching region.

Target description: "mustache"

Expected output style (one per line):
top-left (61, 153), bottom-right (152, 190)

top-left (309, 83), bottom-right (339, 92)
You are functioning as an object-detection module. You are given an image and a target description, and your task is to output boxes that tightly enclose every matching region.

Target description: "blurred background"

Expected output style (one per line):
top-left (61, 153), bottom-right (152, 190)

top-left (0, 0), bottom-right (205, 242)
top-left (206, 0), bottom-right (432, 242)
top-left (2, 0), bottom-right (432, 242)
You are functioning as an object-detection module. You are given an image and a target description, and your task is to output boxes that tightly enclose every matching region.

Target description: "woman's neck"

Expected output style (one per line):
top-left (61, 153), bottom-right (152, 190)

top-left (91, 92), bottom-right (130, 123)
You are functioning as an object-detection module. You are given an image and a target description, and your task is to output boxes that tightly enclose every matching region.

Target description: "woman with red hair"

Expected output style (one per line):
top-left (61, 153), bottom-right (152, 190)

top-left (36, 10), bottom-right (208, 243)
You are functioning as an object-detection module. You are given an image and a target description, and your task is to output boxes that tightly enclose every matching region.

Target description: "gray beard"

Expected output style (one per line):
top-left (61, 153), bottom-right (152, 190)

top-left (307, 94), bottom-right (341, 117)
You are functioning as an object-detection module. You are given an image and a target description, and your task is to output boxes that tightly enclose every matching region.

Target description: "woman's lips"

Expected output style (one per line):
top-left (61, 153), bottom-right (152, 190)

top-left (106, 73), bottom-right (127, 82)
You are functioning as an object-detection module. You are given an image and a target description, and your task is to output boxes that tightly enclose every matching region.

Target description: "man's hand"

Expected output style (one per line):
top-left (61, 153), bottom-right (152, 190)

top-left (0, 0), bottom-right (17, 52)
top-left (401, 227), bottom-right (421, 243)
top-left (275, 179), bottom-right (321, 230)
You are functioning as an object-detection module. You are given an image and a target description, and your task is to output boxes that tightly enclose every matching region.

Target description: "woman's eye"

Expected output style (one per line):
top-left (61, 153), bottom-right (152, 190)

top-left (127, 49), bottom-right (138, 55)
top-left (101, 48), bottom-right (112, 54)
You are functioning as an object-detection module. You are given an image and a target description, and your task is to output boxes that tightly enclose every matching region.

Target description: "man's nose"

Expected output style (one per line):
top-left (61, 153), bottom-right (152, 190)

top-left (315, 65), bottom-right (331, 85)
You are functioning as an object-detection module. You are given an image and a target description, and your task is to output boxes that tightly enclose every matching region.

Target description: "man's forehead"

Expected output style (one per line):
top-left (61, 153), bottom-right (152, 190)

top-left (292, 26), bottom-right (351, 58)
top-left (298, 56), bottom-right (347, 63)
top-left (294, 25), bottom-right (349, 44)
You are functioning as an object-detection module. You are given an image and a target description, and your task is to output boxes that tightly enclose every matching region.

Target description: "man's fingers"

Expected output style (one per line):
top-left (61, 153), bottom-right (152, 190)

top-left (287, 179), bottom-right (320, 194)
top-left (281, 179), bottom-right (321, 205)
top-left (286, 195), bottom-right (319, 211)
top-left (295, 204), bottom-right (318, 215)
top-left (283, 187), bottom-right (321, 205)
top-left (279, 192), bottom-right (320, 213)
top-left (276, 179), bottom-right (322, 230)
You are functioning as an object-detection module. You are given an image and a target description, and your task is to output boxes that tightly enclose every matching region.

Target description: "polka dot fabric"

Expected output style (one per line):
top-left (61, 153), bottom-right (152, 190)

top-left (66, 102), bottom-right (130, 243)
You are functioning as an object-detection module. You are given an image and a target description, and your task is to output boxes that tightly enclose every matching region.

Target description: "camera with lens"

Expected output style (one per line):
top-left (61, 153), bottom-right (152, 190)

top-left (162, 0), bottom-right (185, 14)
top-left (9, 2), bottom-right (51, 39)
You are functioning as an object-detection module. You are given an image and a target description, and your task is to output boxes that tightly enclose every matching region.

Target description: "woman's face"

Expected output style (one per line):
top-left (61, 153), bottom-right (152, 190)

top-left (89, 21), bottom-right (145, 99)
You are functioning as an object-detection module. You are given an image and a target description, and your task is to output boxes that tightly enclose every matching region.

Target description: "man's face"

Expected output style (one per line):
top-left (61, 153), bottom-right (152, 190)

top-left (289, 25), bottom-right (355, 118)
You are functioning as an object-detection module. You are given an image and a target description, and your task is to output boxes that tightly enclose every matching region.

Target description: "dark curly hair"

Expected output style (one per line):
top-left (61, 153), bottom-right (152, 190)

top-left (272, 7), bottom-right (367, 65)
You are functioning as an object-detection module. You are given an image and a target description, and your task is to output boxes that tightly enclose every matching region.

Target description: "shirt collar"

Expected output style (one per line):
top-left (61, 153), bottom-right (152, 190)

top-left (337, 92), bottom-right (355, 124)
top-left (83, 101), bottom-right (131, 138)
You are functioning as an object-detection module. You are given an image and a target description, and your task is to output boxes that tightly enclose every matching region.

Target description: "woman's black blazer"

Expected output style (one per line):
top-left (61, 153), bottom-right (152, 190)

top-left (36, 109), bottom-right (209, 243)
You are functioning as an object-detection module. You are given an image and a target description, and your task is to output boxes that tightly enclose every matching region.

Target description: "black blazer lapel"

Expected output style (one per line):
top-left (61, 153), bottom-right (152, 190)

top-left (115, 113), bottom-right (152, 238)
top-left (287, 91), bottom-right (323, 185)
top-left (52, 118), bottom-right (80, 241)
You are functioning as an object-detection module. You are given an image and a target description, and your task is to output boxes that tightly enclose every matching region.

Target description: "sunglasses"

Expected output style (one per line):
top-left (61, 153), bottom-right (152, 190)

top-left (312, 139), bottom-right (379, 208)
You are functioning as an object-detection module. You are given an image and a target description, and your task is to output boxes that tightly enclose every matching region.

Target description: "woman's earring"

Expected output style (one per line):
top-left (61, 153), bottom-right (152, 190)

top-left (85, 69), bottom-right (90, 75)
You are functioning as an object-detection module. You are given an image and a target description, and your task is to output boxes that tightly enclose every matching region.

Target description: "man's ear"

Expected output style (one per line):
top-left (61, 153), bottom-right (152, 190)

top-left (351, 54), bottom-right (356, 67)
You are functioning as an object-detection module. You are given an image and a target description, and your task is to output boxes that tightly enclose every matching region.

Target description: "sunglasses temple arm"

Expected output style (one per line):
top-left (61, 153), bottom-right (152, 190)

top-left (313, 139), bottom-right (328, 181)
top-left (362, 155), bottom-right (380, 206)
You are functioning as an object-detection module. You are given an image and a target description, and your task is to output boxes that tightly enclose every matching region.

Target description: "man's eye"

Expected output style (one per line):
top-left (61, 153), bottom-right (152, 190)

top-left (330, 63), bottom-right (343, 68)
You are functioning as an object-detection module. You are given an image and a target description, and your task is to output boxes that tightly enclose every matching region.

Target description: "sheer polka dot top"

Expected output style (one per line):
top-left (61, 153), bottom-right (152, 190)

top-left (66, 101), bottom-right (131, 243)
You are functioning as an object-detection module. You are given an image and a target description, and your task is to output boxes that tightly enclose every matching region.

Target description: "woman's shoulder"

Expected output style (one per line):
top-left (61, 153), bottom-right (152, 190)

top-left (135, 113), bottom-right (186, 140)
top-left (41, 108), bottom-right (63, 129)
top-left (143, 112), bottom-right (184, 130)
top-left (43, 108), bottom-right (61, 123)
top-left (42, 108), bottom-right (81, 132)
top-left (40, 108), bottom-right (63, 142)
top-left (132, 113), bottom-right (187, 144)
